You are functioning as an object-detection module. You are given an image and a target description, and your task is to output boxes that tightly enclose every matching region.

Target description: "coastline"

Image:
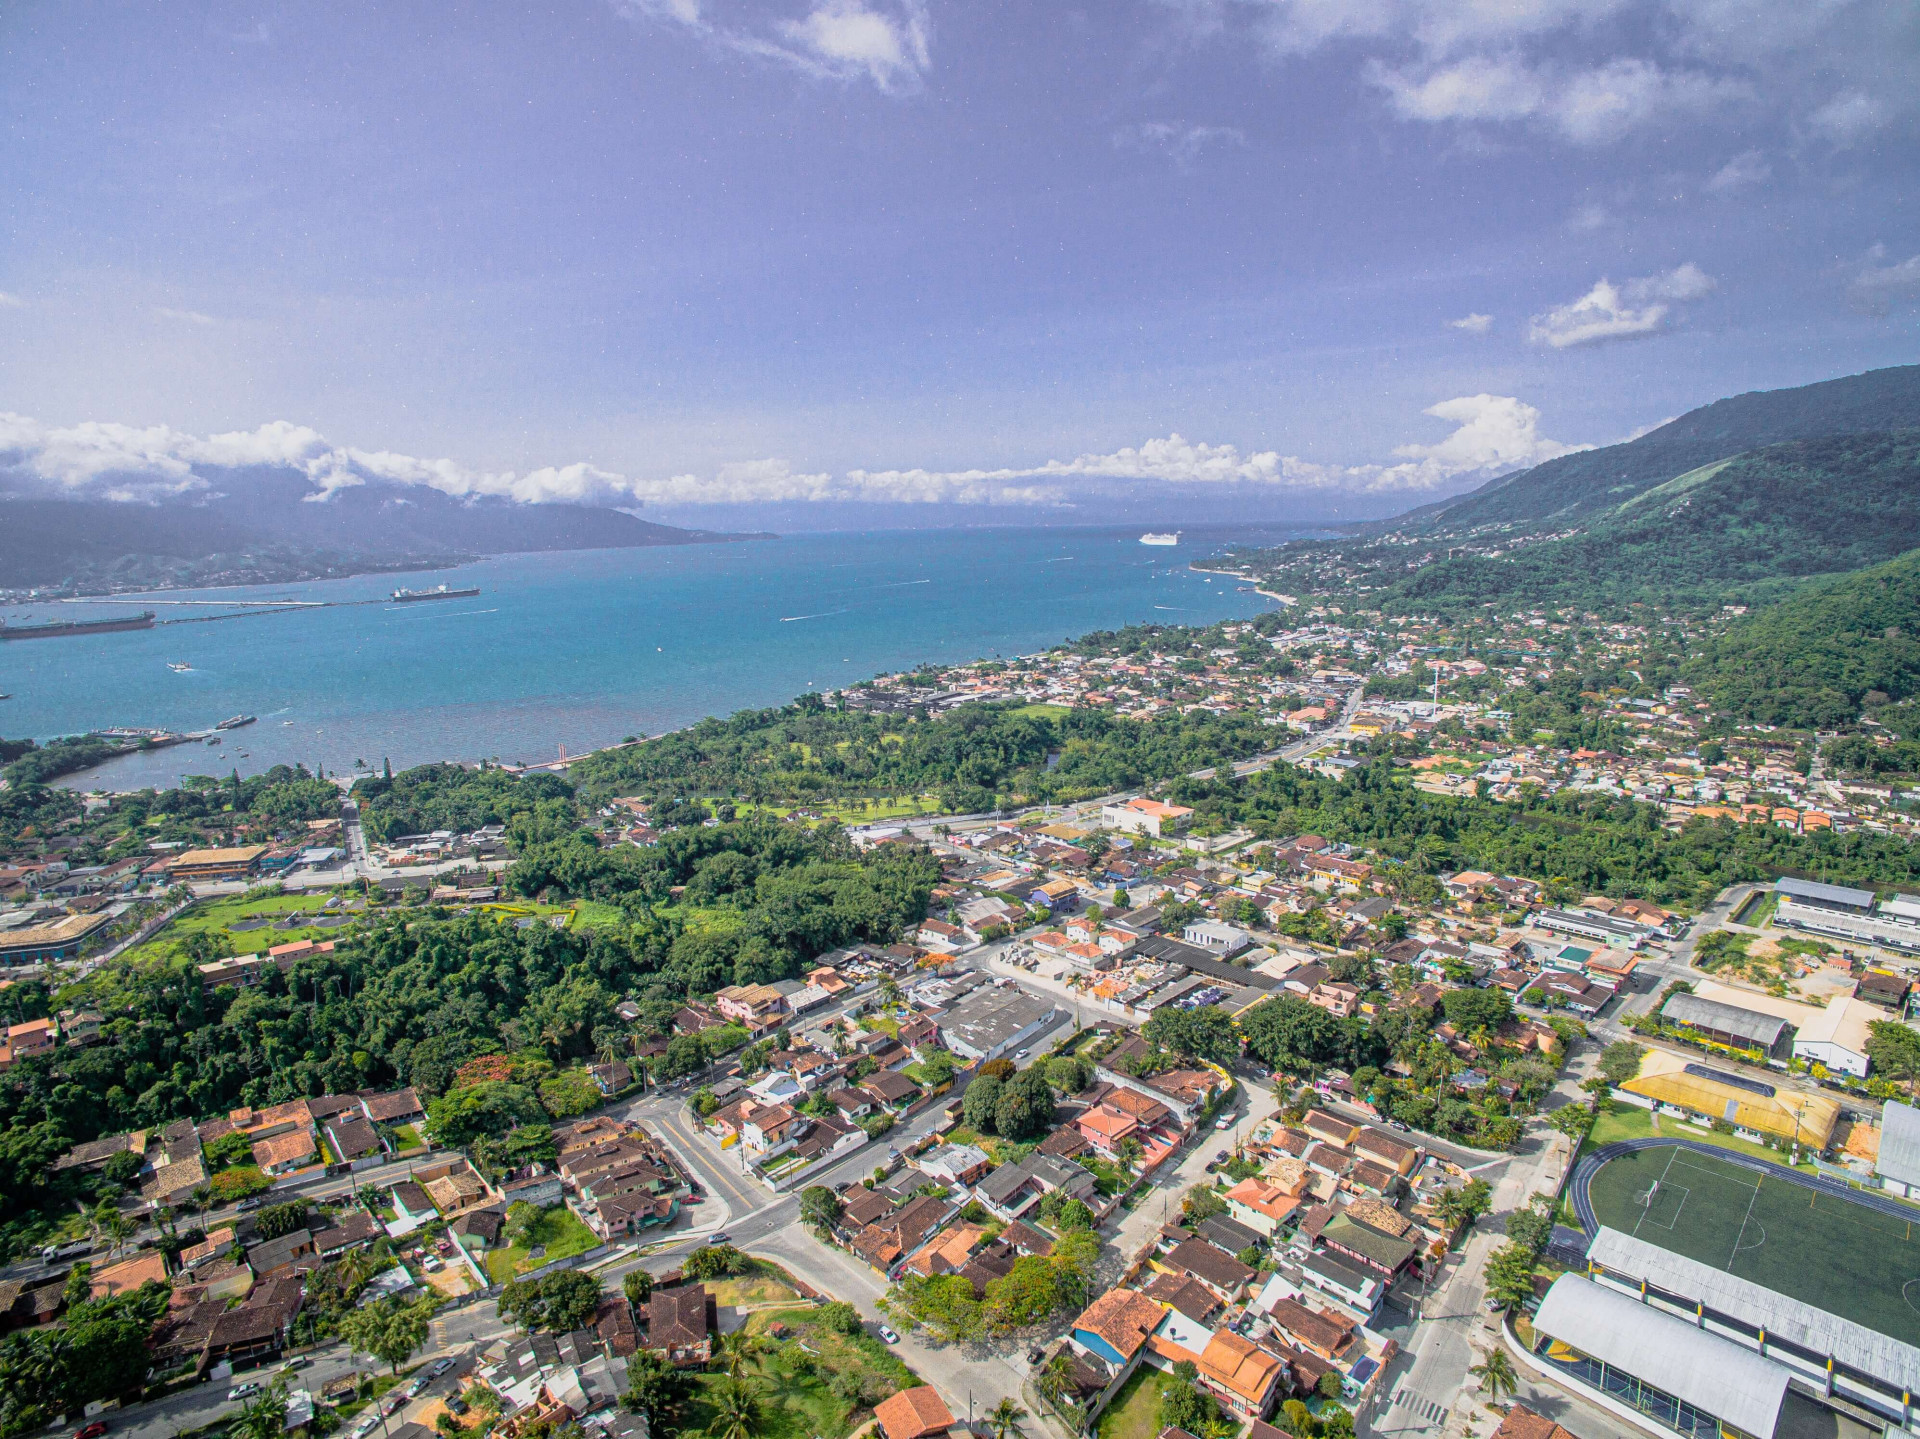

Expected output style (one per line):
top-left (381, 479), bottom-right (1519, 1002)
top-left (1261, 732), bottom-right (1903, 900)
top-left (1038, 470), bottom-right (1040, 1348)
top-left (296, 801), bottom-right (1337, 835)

top-left (14, 528), bottom-right (1284, 793)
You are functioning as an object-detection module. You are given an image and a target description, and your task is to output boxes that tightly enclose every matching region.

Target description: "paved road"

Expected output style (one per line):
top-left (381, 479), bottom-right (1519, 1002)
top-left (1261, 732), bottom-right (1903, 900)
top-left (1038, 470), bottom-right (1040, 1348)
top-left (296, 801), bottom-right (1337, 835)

top-left (1358, 1041), bottom-right (1642, 1439)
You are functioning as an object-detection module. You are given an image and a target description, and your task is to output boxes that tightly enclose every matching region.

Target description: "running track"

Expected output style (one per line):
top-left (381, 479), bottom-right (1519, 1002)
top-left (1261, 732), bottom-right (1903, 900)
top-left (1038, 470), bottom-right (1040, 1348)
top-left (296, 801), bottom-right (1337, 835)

top-left (1568, 1137), bottom-right (1920, 1237)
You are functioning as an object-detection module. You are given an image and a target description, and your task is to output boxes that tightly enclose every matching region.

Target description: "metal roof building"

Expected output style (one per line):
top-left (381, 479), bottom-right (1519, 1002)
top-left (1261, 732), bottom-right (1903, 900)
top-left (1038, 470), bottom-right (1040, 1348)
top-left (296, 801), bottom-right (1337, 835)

top-left (1532, 1273), bottom-right (1789, 1439)
top-left (1775, 877), bottom-right (1876, 913)
top-left (1584, 1226), bottom-right (1920, 1423)
top-left (1877, 1100), bottom-right (1920, 1194)
top-left (1658, 991), bottom-right (1793, 1052)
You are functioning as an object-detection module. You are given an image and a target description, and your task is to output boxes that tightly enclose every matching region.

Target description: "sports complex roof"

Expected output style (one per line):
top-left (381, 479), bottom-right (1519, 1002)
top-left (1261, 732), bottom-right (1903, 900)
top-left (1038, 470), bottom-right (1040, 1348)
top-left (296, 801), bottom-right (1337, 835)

top-left (1776, 877), bottom-right (1876, 911)
top-left (1621, 1051), bottom-right (1840, 1147)
top-left (1585, 1226), bottom-right (1920, 1395)
top-left (1534, 1273), bottom-right (1790, 1439)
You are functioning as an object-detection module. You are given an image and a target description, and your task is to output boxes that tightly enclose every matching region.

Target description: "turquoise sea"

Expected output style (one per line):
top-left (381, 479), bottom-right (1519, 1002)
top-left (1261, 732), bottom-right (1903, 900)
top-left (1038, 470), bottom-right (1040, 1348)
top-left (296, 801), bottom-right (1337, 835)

top-left (0, 524), bottom-right (1306, 790)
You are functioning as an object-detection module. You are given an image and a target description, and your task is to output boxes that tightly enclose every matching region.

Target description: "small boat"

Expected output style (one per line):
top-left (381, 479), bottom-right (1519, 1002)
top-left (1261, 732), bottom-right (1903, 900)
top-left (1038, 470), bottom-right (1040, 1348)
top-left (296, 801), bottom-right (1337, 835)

top-left (206, 737), bottom-right (221, 745)
top-left (1139, 532), bottom-right (1180, 546)
top-left (167, 662), bottom-right (192, 672)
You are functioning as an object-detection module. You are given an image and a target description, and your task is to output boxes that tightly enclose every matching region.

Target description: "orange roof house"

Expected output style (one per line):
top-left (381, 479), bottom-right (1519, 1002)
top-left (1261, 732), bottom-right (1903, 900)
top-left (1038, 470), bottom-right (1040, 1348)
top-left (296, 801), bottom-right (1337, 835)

top-left (1196, 1331), bottom-right (1285, 1418)
top-left (1224, 1176), bottom-right (1302, 1236)
top-left (1070, 1288), bottom-right (1165, 1366)
top-left (873, 1387), bottom-right (957, 1439)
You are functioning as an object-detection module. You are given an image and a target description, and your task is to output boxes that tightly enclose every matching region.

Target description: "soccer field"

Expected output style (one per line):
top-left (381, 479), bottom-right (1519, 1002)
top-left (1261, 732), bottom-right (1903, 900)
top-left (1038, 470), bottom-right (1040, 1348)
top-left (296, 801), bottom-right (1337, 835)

top-left (1586, 1143), bottom-right (1920, 1344)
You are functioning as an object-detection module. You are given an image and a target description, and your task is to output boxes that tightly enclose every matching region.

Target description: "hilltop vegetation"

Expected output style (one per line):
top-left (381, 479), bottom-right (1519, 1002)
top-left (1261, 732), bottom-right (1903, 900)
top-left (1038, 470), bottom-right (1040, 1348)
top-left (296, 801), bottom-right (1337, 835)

top-left (565, 697), bottom-right (1272, 814)
top-left (1425, 362), bottom-right (1920, 535)
top-left (1689, 548), bottom-right (1920, 728)
top-left (1375, 430), bottom-right (1920, 613)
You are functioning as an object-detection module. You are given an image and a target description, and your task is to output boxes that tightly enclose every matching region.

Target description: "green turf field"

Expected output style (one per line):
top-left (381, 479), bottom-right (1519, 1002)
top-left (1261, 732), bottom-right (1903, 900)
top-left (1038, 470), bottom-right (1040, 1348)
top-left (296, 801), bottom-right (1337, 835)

top-left (1587, 1143), bottom-right (1920, 1344)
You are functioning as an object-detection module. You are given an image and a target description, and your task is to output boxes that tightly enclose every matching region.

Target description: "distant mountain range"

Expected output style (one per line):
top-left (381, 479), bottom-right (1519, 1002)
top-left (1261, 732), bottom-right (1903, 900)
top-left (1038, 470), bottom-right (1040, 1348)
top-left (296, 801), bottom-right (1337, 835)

top-left (0, 469), bottom-right (768, 592)
top-left (1218, 362), bottom-right (1920, 727)
top-left (1379, 363), bottom-right (1920, 538)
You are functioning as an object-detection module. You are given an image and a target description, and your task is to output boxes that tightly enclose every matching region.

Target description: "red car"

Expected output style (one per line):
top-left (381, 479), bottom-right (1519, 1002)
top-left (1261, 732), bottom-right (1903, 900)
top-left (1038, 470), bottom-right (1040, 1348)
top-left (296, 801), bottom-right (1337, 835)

top-left (73, 1424), bottom-right (110, 1439)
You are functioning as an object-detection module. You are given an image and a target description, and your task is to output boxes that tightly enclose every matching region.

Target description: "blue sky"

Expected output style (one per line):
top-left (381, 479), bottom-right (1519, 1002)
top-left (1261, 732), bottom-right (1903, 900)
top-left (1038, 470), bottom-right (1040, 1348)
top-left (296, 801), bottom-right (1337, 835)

top-left (0, 0), bottom-right (1916, 528)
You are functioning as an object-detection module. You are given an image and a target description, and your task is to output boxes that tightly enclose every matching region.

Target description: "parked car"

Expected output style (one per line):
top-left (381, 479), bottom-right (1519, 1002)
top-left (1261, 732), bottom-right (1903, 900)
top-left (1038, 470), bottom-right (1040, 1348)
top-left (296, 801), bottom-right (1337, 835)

top-left (1214, 1118), bottom-right (1233, 1131)
top-left (227, 1382), bottom-right (263, 1402)
top-left (428, 1358), bottom-right (456, 1378)
top-left (446, 1398), bottom-right (469, 1417)
top-left (72, 1423), bottom-right (110, 1439)
top-left (877, 1325), bottom-right (900, 1344)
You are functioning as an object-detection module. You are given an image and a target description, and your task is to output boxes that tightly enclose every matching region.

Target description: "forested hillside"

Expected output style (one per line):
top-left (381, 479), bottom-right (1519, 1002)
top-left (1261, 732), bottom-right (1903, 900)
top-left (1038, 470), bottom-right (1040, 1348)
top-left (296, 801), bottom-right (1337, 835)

top-left (1414, 362), bottom-right (1920, 535)
top-left (1376, 430), bottom-right (1920, 612)
top-left (1689, 548), bottom-right (1920, 727)
top-left (562, 698), bottom-right (1273, 814)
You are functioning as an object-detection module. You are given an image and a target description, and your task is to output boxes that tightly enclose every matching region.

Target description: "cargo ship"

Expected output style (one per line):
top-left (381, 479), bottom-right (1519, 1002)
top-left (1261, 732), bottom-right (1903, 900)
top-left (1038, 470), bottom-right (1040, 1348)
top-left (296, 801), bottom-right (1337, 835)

top-left (391, 584), bottom-right (481, 602)
top-left (0, 611), bottom-right (157, 640)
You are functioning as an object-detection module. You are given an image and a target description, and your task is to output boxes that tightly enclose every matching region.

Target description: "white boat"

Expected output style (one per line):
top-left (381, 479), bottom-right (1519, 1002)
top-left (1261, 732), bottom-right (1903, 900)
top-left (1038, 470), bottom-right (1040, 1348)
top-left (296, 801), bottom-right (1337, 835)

top-left (167, 662), bottom-right (192, 672)
top-left (1139, 532), bottom-right (1181, 546)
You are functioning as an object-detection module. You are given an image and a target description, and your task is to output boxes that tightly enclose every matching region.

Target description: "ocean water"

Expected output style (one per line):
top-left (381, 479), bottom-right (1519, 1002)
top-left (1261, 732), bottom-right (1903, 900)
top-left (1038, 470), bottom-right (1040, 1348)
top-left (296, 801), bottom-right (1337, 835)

top-left (0, 524), bottom-right (1306, 790)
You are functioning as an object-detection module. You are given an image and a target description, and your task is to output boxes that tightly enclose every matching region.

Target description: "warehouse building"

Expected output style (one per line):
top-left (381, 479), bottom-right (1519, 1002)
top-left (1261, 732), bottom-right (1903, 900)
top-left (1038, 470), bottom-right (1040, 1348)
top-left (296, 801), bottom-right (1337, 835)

top-left (937, 985), bottom-right (1064, 1064)
top-left (1874, 1100), bottom-right (1920, 1198)
top-left (1582, 1226), bottom-right (1920, 1432)
top-left (1775, 877), bottom-right (1877, 914)
top-left (1658, 991), bottom-right (1795, 1064)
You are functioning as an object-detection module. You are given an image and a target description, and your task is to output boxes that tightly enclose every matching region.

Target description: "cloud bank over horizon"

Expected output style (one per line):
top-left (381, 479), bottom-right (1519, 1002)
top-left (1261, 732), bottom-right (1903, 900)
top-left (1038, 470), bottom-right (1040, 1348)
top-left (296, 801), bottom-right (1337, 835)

top-left (0, 393), bottom-right (1585, 513)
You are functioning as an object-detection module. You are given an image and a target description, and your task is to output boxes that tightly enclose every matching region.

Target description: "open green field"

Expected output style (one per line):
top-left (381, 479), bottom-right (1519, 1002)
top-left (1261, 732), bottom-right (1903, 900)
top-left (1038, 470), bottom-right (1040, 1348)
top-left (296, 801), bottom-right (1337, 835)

top-left (1581, 1105), bottom-right (1815, 1171)
top-left (483, 1204), bottom-right (600, 1283)
top-left (673, 1305), bottom-right (920, 1439)
top-left (1586, 1143), bottom-right (1920, 1343)
top-left (1010, 703), bottom-right (1073, 719)
top-left (1096, 1364), bottom-right (1170, 1439)
top-left (122, 891), bottom-right (357, 968)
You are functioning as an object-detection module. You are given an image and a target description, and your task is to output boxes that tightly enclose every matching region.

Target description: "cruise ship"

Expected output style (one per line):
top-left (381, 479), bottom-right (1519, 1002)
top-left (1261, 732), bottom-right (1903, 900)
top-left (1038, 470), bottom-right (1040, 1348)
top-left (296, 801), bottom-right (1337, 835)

top-left (391, 584), bottom-right (481, 602)
top-left (1139, 532), bottom-right (1180, 546)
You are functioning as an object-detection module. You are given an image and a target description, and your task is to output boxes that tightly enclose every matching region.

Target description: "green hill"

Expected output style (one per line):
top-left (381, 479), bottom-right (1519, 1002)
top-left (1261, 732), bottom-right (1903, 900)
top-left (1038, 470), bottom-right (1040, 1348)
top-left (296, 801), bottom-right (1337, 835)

top-left (1689, 548), bottom-right (1920, 728)
top-left (1420, 362), bottom-right (1920, 535)
top-left (1378, 430), bottom-right (1920, 611)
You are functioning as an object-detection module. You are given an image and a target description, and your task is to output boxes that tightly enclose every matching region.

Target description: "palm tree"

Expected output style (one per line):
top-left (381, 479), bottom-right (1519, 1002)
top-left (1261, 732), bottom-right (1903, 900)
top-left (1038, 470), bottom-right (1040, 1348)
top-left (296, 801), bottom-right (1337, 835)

top-left (227, 1382), bottom-right (290, 1439)
top-left (706, 1376), bottom-right (761, 1439)
top-left (1470, 1348), bottom-right (1519, 1403)
top-left (714, 1329), bottom-right (764, 1381)
top-left (987, 1397), bottom-right (1028, 1439)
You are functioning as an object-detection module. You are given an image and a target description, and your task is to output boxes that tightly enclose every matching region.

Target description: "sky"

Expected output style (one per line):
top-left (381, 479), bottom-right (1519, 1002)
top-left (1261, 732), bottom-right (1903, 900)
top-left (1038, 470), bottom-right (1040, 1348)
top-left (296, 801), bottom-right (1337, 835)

top-left (0, 0), bottom-right (1916, 529)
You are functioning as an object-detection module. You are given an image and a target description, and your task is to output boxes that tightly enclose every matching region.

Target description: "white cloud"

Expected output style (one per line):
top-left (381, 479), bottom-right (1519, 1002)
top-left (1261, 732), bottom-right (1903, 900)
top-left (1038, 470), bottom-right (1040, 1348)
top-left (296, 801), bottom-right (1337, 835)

top-left (611, 0), bottom-right (929, 91)
top-left (1448, 312), bottom-right (1493, 332)
top-left (780, 0), bottom-right (928, 88)
top-left (1159, 0), bottom-right (1909, 148)
top-left (1808, 89), bottom-right (1887, 146)
top-left (1372, 53), bottom-right (1744, 144)
top-left (1706, 149), bottom-right (1770, 192)
top-left (0, 292), bottom-right (24, 310)
top-left (1528, 263), bottom-right (1716, 348)
top-left (1846, 246), bottom-right (1920, 317)
top-left (154, 306), bottom-right (216, 326)
top-left (0, 396), bottom-right (1584, 510)
top-left (1113, 122), bottom-right (1249, 164)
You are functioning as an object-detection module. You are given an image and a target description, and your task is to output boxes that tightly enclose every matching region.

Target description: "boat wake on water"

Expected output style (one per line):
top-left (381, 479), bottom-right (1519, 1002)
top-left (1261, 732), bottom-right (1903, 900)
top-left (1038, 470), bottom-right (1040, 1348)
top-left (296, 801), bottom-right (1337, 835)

top-left (780, 608), bottom-right (851, 622)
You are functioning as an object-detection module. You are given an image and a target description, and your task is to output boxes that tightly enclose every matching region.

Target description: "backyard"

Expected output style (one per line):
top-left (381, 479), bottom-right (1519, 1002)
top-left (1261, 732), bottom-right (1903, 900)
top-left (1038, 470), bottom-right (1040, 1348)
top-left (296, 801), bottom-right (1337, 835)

top-left (482, 1204), bottom-right (600, 1283)
top-left (1095, 1364), bottom-right (1170, 1439)
top-left (675, 1305), bottom-right (923, 1439)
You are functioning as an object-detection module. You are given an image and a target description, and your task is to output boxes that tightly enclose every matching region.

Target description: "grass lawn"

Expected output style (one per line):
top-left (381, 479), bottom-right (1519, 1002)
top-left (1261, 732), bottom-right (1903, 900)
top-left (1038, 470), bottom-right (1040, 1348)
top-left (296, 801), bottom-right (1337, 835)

top-left (1010, 703), bottom-right (1072, 719)
top-left (705, 1274), bottom-right (801, 1306)
top-left (122, 891), bottom-right (351, 968)
top-left (1587, 1141), bottom-right (1920, 1343)
top-left (1096, 1364), bottom-right (1170, 1439)
top-left (483, 1205), bottom-right (600, 1283)
top-left (685, 1306), bottom-right (920, 1439)
top-left (571, 900), bottom-right (626, 929)
top-left (390, 1123), bottom-right (425, 1153)
top-left (1581, 1104), bottom-right (1814, 1170)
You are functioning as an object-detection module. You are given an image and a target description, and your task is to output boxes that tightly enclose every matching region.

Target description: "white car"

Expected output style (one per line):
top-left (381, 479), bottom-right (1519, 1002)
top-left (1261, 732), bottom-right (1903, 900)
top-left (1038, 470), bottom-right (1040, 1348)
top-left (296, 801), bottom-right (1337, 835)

top-left (877, 1325), bottom-right (900, 1344)
top-left (1215, 1118), bottom-right (1233, 1131)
